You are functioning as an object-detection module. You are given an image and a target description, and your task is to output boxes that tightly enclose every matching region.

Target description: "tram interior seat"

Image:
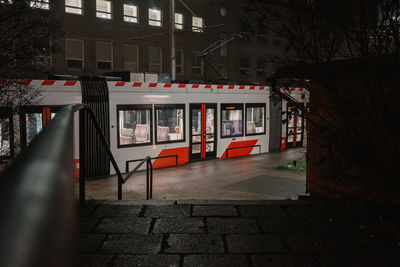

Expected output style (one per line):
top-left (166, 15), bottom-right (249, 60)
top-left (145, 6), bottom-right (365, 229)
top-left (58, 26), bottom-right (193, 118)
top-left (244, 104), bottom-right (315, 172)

top-left (157, 126), bottom-right (169, 141)
top-left (120, 128), bottom-right (134, 144)
top-left (134, 124), bottom-right (149, 143)
top-left (247, 121), bottom-right (256, 134)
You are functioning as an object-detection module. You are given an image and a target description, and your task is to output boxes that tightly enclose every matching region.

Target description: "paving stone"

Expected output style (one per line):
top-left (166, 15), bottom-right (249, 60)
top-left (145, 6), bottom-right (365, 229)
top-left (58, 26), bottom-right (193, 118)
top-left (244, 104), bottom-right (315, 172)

top-left (183, 254), bottom-right (248, 267)
top-left (227, 234), bottom-right (287, 253)
top-left (252, 255), bottom-right (319, 267)
top-left (113, 255), bottom-right (180, 267)
top-left (96, 218), bottom-right (151, 234)
top-left (207, 218), bottom-right (260, 233)
top-left (192, 205), bottom-right (238, 217)
top-left (79, 203), bottom-right (99, 217)
top-left (99, 234), bottom-right (162, 254)
top-left (239, 205), bottom-right (286, 218)
top-left (79, 234), bottom-right (106, 253)
top-left (79, 254), bottom-right (114, 267)
top-left (166, 234), bottom-right (224, 253)
top-left (153, 218), bottom-right (205, 233)
top-left (94, 205), bottom-right (142, 217)
top-left (143, 205), bottom-right (190, 218)
top-left (79, 217), bottom-right (101, 233)
top-left (258, 218), bottom-right (313, 233)
top-left (285, 234), bottom-right (330, 253)
top-left (316, 253), bottom-right (394, 267)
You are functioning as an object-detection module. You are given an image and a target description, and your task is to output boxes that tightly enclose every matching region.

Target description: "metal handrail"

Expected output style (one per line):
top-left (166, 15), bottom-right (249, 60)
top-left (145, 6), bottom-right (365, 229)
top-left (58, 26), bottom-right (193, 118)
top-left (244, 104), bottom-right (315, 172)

top-left (125, 154), bottom-right (178, 172)
top-left (226, 145), bottom-right (262, 158)
top-left (121, 156), bottom-right (153, 200)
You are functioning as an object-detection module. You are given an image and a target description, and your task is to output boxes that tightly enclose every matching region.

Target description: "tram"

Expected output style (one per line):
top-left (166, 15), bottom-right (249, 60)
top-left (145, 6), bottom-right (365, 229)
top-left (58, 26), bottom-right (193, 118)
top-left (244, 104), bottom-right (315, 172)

top-left (0, 79), bottom-right (270, 177)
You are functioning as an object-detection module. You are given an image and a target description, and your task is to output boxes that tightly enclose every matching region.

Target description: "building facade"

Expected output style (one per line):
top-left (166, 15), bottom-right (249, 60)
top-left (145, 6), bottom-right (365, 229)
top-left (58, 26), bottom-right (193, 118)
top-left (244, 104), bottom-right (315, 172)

top-left (31, 0), bottom-right (284, 84)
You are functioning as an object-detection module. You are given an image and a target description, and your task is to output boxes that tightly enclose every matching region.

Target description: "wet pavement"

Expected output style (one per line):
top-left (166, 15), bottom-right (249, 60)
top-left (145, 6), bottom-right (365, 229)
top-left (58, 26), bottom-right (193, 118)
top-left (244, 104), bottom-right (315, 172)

top-left (78, 148), bottom-right (306, 200)
top-left (78, 199), bottom-right (400, 267)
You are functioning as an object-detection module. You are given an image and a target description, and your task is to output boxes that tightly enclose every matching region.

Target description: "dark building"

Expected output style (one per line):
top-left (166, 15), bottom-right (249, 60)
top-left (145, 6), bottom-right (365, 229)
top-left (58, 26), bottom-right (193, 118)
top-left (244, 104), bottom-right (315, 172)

top-left (30, 0), bottom-right (284, 84)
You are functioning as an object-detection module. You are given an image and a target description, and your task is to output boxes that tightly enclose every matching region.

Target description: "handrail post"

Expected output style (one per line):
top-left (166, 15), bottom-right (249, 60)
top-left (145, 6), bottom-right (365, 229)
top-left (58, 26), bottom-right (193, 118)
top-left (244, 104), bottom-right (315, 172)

top-left (146, 159), bottom-right (150, 200)
top-left (79, 109), bottom-right (86, 204)
top-left (118, 176), bottom-right (122, 200)
top-left (149, 159), bottom-right (153, 199)
top-left (175, 155), bottom-right (178, 166)
top-left (226, 149), bottom-right (229, 159)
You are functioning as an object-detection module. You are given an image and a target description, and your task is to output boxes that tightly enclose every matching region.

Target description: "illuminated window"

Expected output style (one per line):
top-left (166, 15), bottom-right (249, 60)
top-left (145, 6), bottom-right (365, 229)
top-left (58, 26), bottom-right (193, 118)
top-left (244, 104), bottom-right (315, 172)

top-left (149, 8), bottom-right (162, 27)
top-left (155, 104), bottom-right (185, 144)
top-left (124, 4), bottom-right (138, 23)
top-left (175, 13), bottom-right (183, 29)
top-left (65, 0), bottom-right (82, 14)
top-left (148, 47), bottom-right (162, 72)
top-left (96, 0), bottom-right (111, 19)
top-left (123, 44), bottom-right (138, 72)
top-left (0, 109), bottom-right (12, 158)
top-left (246, 103), bottom-right (265, 135)
top-left (221, 104), bottom-right (243, 138)
top-left (30, 0), bottom-right (49, 10)
top-left (96, 42), bottom-right (112, 70)
top-left (117, 105), bottom-right (152, 147)
top-left (192, 16), bottom-right (203, 32)
top-left (66, 39), bottom-right (84, 70)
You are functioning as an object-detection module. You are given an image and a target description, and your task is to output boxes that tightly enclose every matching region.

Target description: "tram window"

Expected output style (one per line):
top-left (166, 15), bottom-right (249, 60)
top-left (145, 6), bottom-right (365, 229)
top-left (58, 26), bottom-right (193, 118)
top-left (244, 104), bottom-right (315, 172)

top-left (117, 105), bottom-right (152, 147)
top-left (155, 104), bottom-right (185, 144)
top-left (0, 117), bottom-right (11, 157)
top-left (221, 104), bottom-right (243, 138)
top-left (245, 103), bottom-right (265, 135)
top-left (26, 113), bottom-right (43, 145)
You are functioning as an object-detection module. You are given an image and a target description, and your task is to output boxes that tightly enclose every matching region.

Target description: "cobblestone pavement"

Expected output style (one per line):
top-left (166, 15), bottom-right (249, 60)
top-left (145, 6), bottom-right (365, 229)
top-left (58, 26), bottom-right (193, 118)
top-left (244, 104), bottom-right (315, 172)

top-left (79, 199), bottom-right (400, 267)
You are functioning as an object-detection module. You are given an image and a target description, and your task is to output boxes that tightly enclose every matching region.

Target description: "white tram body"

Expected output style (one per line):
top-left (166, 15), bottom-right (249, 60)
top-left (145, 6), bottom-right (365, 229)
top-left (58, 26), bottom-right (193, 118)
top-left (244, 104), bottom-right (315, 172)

top-left (2, 80), bottom-right (270, 176)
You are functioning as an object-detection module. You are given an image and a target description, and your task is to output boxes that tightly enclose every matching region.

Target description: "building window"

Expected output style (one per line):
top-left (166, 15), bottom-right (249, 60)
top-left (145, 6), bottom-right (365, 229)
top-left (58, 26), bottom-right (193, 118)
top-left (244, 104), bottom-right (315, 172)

top-left (30, 0), bottom-right (49, 9)
top-left (117, 105), bottom-right (152, 147)
top-left (66, 39), bottom-right (84, 70)
top-left (220, 34), bottom-right (228, 57)
top-left (96, 42), bottom-right (112, 70)
top-left (256, 58), bottom-right (266, 76)
top-left (65, 0), bottom-right (82, 14)
top-left (175, 49), bottom-right (183, 74)
top-left (124, 4), bottom-right (138, 23)
top-left (240, 20), bottom-right (252, 41)
top-left (221, 104), bottom-right (243, 138)
top-left (219, 67), bottom-right (228, 80)
top-left (148, 47), bottom-right (161, 72)
top-left (246, 103), bottom-right (265, 135)
top-left (175, 13), bottom-right (183, 29)
top-left (148, 8), bottom-right (162, 27)
top-left (192, 53), bottom-right (203, 76)
top-left (240, 57), bottom-right (250, 75)
top-left (192, 16), bottom-right (203, 32)
top-left (96, 0), bottom-right (111, 19)
top-left (155, 104), bottom-right (185, 144)
top-left (123, 45), bottom-right (138, 72)
top-left (257, 26), bottom-right (267, 44)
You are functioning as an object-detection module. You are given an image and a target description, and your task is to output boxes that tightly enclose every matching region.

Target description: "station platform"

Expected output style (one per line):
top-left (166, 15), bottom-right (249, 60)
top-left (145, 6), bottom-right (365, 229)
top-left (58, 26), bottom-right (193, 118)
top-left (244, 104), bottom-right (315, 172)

top-left (79, 199), bottom-right (400, 267)
top-left (78, 148), bottom-right (306, 200)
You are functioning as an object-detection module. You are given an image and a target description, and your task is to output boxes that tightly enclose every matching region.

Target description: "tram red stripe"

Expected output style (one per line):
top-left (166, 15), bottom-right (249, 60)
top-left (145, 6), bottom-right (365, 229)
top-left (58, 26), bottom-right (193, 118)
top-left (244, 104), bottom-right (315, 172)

top-left (217, 85), bottom-right (223, 89)
top-left (64, 81), bottom-right (77, 86)
top-left (192, 84), bottom-right (199, 88)
top-left (115, 82), bottom-right (126, 86)
top-left (152, 147), bottom-right (189, 168)
top-left (228, 85), bottom-right (234, 89)
top-left (133, 82), bottom-right (142, 87)
top-left (19, 79), bottom-right (32, 85)
top-left (164, 83), bottom-right (172, 88)
top-left (220, 139), bottom-right (259, 159)
top-left (42, 80), bottom-right (55, 86)
top-left (205, 84), bottom-right (211, 88)
top-left (239, 85), bottom-right (245, 90)
top-left (249, 86), bottom-right (255, 90)
top-left (259, 86), bottom-right (265, 90)
top-left (178, 84), bottom-right (186, 88)
top-left (149, 83), bottom-right (158, 87)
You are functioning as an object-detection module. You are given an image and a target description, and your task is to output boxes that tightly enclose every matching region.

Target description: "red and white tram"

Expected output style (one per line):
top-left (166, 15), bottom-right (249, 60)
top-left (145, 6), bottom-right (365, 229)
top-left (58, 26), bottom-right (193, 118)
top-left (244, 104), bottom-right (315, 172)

top-left (0, 79), bottom-right (270, 177)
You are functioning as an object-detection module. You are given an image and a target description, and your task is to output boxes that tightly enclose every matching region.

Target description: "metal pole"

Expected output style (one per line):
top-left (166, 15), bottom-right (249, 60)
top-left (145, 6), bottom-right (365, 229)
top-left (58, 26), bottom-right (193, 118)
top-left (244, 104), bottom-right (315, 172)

top-left (170, 0), bottom-right (176, 81)
top-left (149, 159), bottom-right (153, 199)
top-left (146, 160), bottom-right (150, 200)
top-left (79, 110), bottom-right (85, 204)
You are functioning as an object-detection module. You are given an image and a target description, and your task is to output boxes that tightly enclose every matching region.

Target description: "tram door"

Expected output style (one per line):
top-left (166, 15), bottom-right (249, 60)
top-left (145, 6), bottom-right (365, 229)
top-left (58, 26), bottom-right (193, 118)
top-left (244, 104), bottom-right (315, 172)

top-left (189, 104), bottom-right (217, 161)
top-left (286, 106), bottom-right (303, 148)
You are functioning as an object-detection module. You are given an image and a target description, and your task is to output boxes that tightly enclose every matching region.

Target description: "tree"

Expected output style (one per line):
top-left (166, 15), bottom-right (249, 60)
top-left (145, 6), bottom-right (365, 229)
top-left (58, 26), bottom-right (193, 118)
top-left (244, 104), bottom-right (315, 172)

top-left (243, 0), bottom-right (400, 199)
top-left (0, 0), bottom-right (60, 164)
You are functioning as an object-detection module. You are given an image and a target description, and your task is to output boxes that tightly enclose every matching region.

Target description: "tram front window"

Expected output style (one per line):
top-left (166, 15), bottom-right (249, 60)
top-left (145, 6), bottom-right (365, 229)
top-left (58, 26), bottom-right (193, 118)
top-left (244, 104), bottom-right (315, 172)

top-left (118, 108), bottom-right (151, 146)
top-left (0, 118), bottom-right (10, 157)
top-left (156, 106), bottom-right (184, 143)
top-left (221, 105), bottom-right (243, 138)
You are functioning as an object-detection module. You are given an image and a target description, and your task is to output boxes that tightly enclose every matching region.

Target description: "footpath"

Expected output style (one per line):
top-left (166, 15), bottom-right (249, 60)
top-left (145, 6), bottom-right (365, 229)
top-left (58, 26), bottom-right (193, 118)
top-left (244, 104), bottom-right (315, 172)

top-left (79, 199), bottom-right (400, 267)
